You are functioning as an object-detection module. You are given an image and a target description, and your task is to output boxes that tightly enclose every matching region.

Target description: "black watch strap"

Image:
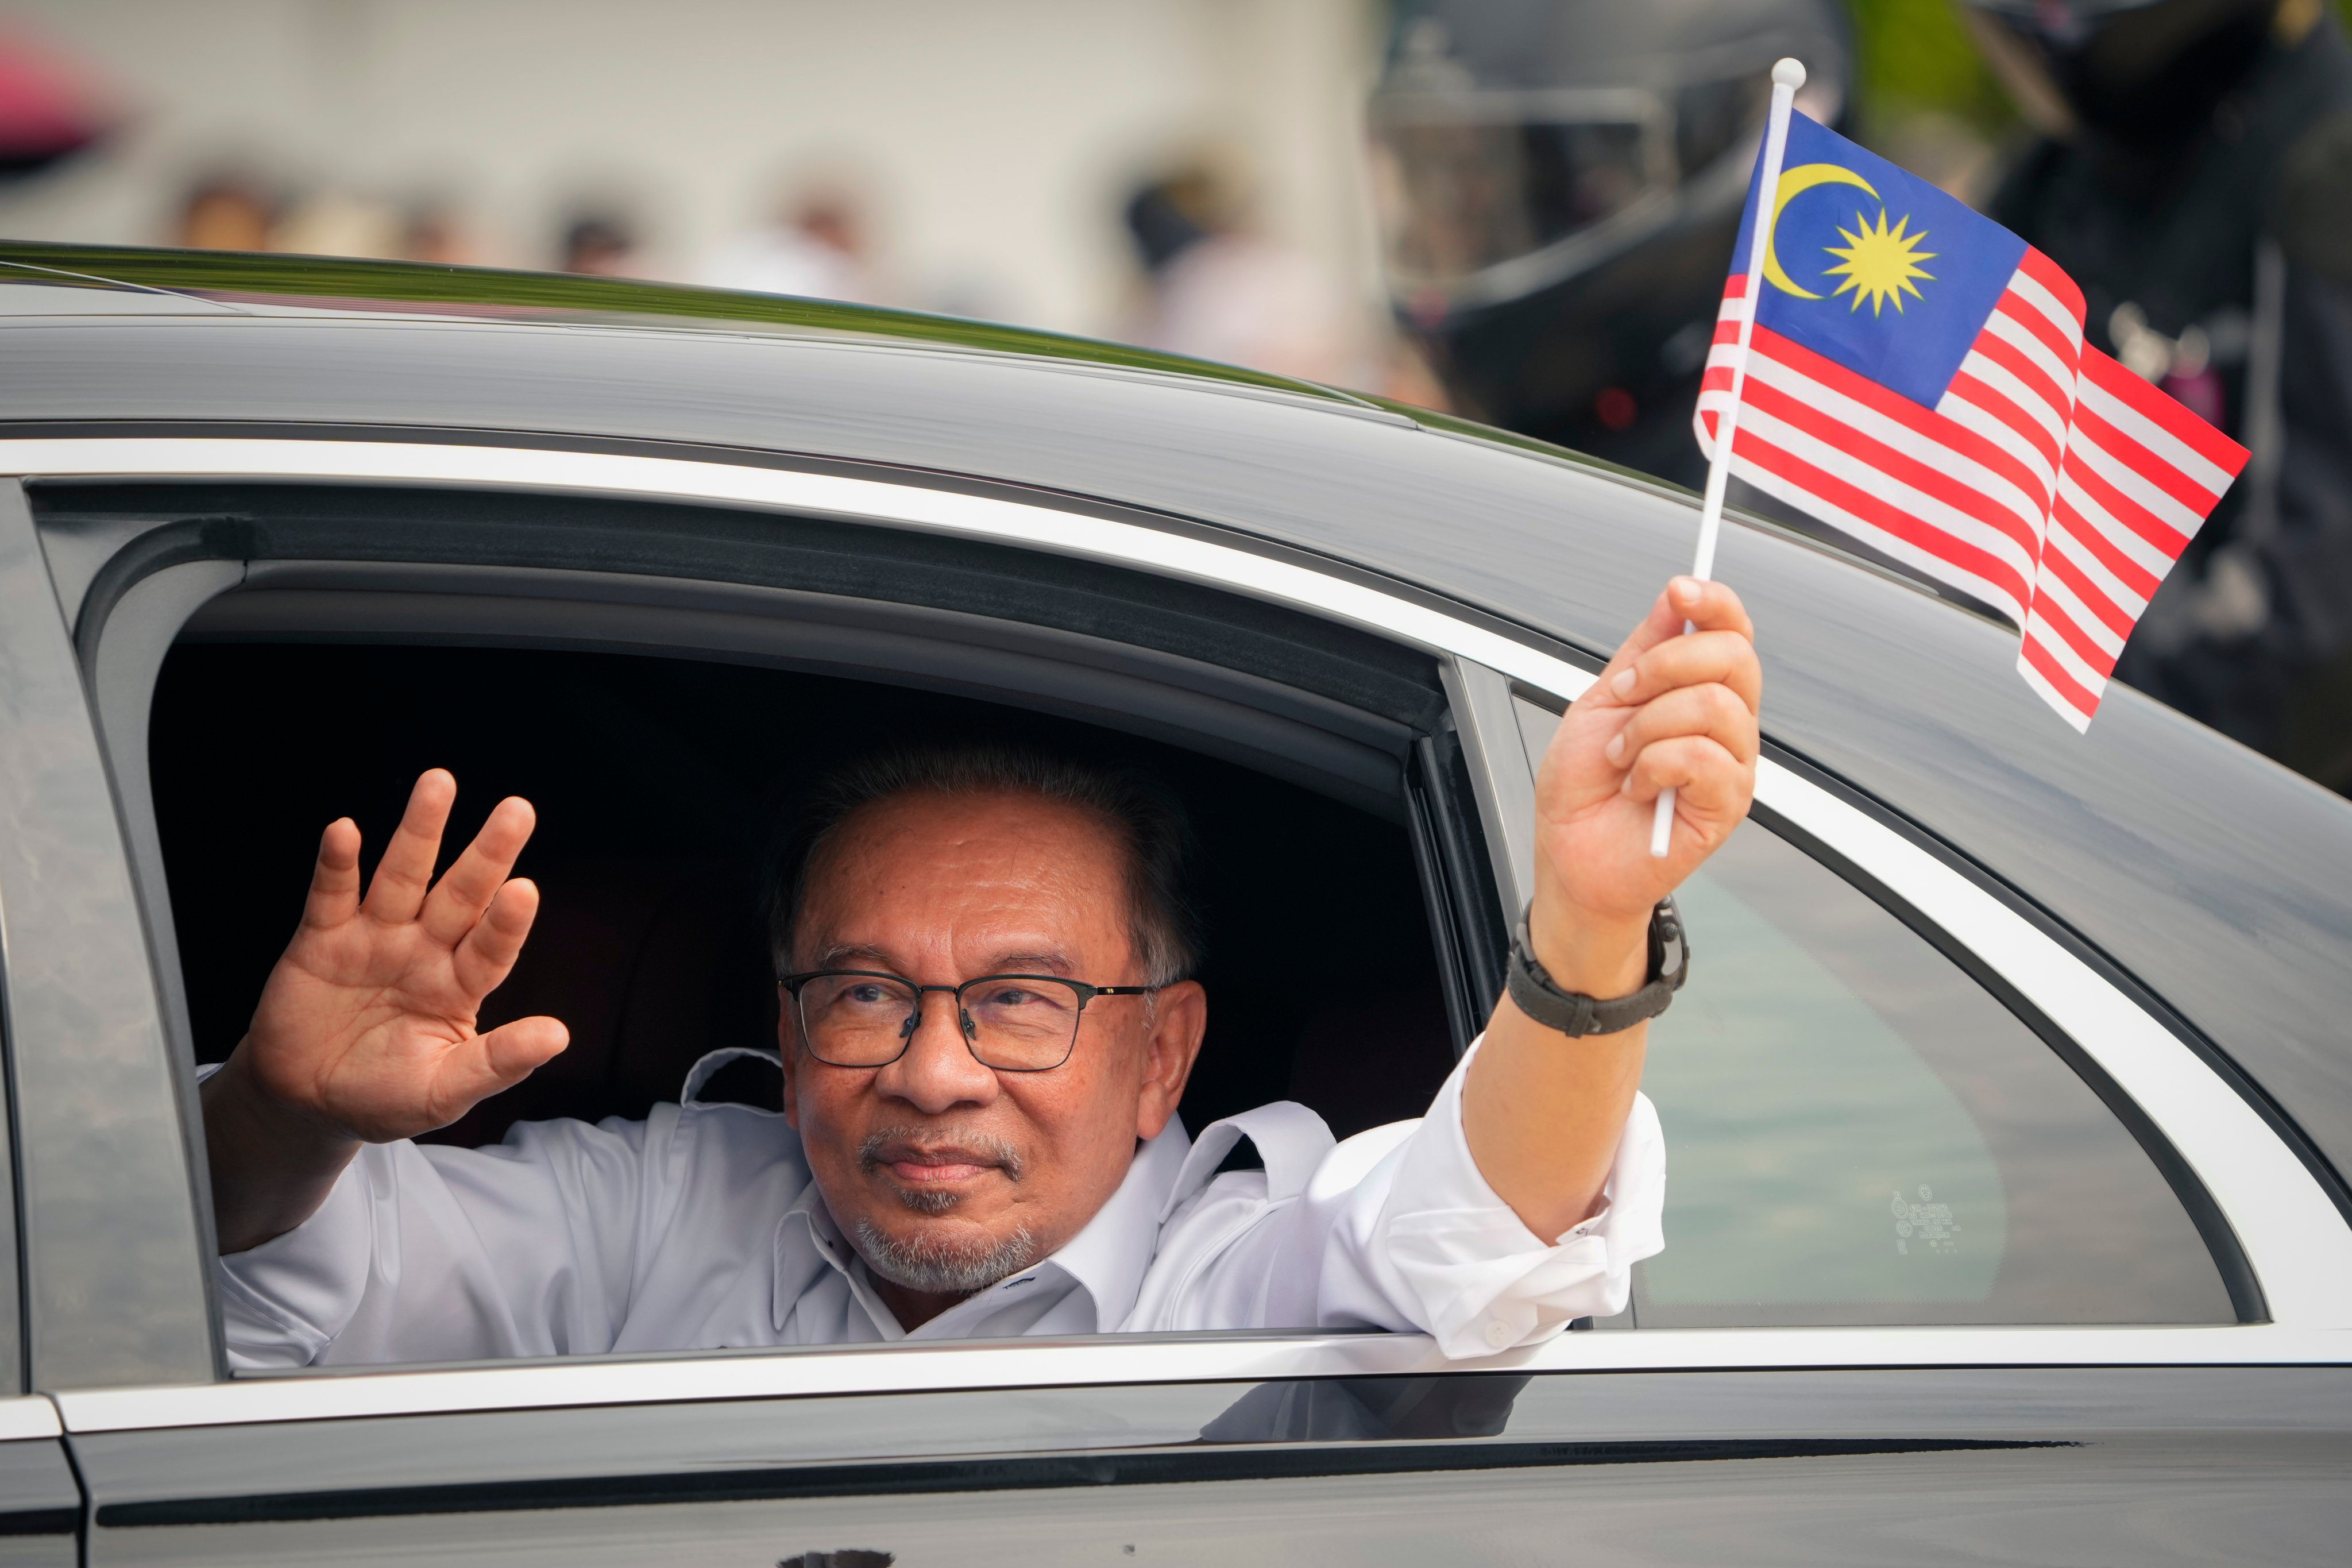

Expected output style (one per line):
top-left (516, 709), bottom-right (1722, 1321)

top-left (1505, 898), bottom-right (1687, 1037)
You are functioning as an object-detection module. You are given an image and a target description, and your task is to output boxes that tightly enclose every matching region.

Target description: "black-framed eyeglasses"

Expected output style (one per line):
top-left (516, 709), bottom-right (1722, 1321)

top-left (777, 970), bottom-right (1156, 1072)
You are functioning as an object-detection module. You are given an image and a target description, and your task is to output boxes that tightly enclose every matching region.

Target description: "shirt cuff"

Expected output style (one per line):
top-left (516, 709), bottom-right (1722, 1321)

top-left (1377, 1035), bottom-right (1666, 1359)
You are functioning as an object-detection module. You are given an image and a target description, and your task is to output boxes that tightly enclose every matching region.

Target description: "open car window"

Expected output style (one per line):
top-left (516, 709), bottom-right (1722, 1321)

top-left (40, 478), bottom-right (1536, 1374)
top-left (152, 641), bottom-right (1463, 1151)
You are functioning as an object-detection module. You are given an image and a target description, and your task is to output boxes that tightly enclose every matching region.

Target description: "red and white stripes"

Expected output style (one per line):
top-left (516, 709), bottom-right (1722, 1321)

top-left (2019, 348), bottom-right (2247, 728)
top-left (1693, 248), bottom-right (2246, 730)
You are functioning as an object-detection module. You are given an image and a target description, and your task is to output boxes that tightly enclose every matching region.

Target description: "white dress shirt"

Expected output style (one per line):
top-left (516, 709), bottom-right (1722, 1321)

top-left (217, 1038), bottom-right (1664, 1369)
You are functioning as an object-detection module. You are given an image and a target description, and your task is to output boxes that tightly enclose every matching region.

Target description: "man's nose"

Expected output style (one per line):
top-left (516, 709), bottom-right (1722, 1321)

top-left (875, 990), bottom-right (999, 1113)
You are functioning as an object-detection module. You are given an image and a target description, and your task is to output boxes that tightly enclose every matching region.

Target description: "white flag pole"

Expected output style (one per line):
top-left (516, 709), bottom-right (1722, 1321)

top-left (1650, 55), bottom-right (1806, 858)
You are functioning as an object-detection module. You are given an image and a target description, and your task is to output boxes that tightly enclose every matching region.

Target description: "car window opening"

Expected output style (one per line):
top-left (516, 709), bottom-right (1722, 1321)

top-left (152, 642), bottom-right (1455, 1149)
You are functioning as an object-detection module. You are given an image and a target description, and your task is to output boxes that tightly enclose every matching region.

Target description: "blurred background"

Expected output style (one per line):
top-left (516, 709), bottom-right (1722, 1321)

top-left (1, 0), bottom-right (2347, 792)
top-left (0, 1), bottom-right (1391, 365)
top-left (0, 0), bottom-right (2020, 387)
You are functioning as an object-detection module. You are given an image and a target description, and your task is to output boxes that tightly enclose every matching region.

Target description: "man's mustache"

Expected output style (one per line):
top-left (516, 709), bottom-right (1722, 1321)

top-left (856, 1127), bottom-right (1026, 1185)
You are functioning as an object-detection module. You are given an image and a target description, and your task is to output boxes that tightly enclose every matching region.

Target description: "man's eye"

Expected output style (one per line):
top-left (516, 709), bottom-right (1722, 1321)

top-left (841, 983), bottom-right (897, 1006)
top-left (978, 986), bottom-right (1070, 1011)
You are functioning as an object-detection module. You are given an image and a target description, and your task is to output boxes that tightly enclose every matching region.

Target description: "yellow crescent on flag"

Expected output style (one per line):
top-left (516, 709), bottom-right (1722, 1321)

top-left (1765, 163), bottom-right (1878, 300)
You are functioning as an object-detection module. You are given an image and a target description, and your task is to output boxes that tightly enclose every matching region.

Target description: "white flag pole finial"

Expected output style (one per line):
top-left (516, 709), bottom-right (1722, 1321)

top-left (1648, 55), bottom-right (1805, 858)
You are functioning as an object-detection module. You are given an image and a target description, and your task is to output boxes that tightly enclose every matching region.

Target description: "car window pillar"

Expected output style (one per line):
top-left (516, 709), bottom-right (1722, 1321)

top-left (1439, 656), bottom-right (1539, 916)
top-left (0, 480), bottom-right (214, 1389)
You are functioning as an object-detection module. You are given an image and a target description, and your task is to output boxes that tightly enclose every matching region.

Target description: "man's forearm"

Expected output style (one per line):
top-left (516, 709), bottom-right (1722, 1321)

top-left (1460, 905), bottom-right (1650, 1242)
top-left (1467, 574), bottom-right (1756, 1243)
top-left (201, 1044), bottom-right (364, 1254)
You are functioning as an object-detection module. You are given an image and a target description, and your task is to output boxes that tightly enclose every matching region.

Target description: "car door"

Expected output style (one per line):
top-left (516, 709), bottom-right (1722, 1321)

top-left (9, 443), bottom-right (2351, 1566)
top-left (53, 1358), bottom-right (2352, 1567)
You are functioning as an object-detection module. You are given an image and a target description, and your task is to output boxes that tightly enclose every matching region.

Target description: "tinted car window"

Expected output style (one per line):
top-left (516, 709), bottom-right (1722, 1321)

top-left (1513, 699), bottom-right (2233, 1327)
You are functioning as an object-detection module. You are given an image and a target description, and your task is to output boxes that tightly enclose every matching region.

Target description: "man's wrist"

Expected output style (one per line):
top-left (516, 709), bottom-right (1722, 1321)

top-left (203, 1043), bottom-right (364, 1255)
top-left (1525, 902), bottom-right (1650, 1000)
top-left (204, 1044), bottom-right (361, 1169)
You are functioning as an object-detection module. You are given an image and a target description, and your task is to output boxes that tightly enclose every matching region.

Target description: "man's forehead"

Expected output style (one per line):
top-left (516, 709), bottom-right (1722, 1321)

top-left (819, 787), bottom-right (1125, 874)
top-left (796, 787), bottom-right (1131, 944)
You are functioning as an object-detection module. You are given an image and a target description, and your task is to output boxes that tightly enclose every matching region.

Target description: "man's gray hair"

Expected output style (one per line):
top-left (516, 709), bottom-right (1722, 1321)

top-left (763, 743), bottom-right (1203, 987)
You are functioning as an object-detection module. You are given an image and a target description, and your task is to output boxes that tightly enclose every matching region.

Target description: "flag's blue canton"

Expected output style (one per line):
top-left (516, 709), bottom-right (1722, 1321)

top-left (1730, 114), bottom-right (2026, 410)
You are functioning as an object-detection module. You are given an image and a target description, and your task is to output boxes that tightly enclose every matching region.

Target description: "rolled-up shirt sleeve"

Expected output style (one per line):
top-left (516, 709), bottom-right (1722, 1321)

top-left (1374, 1041), bottom-right (1663, 1355)
top-left (1138, 1036), bottom-right (1664, 1358)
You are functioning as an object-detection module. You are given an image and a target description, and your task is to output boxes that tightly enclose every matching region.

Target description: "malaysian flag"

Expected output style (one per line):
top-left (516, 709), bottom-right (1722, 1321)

top-left (1691, 109), bottom-right (2249, 731)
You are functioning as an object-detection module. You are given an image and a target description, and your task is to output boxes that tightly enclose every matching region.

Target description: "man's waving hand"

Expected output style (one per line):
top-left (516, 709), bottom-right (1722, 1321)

top-left (201, 769), bottom-right (570, 1253)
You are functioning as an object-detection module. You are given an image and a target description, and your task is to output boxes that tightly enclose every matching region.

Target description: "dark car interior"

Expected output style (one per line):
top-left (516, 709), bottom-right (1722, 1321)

top-left (150, 641), bottom-right (1459, 1145)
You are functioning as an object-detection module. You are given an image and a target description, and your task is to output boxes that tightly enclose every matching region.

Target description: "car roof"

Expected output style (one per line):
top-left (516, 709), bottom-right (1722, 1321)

top-left (0, 241), bottom-right (1401, 403)
top-left (7, 240), bottom-right (2351, 1199)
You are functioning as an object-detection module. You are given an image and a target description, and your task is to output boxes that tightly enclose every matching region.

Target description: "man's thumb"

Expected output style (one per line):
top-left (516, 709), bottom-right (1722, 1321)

top-left (463, 1016), bottom-right (570, 1101)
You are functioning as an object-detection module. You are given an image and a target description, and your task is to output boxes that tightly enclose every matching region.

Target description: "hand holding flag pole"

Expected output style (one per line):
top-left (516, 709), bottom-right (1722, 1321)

top-left (1651, 56), bottom-right (1806, 858)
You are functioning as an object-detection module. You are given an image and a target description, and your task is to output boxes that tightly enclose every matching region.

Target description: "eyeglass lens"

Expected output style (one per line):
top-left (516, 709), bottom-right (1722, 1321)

top-left (794, 974), bottom-right (1085, 1071)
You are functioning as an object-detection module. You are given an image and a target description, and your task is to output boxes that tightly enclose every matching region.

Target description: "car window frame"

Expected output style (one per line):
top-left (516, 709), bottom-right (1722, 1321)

top-left (34, 459), bottom-right (1513, 1392)
top-left (1, 436), bottom-right (2344, 1438)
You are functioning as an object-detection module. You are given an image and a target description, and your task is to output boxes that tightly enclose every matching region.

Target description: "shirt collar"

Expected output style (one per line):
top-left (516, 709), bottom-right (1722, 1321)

top-left (1019, 1114), bottom-right (1192, 1331)
top-left (775, 1116), bottom-right (1194, 1337)
top-left (775, 1178), bottom-right (909, 1339)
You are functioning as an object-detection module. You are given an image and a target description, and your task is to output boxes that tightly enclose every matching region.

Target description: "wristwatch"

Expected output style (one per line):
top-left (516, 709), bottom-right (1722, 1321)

top-left (1505, 898), bottom-right (1687, 1037)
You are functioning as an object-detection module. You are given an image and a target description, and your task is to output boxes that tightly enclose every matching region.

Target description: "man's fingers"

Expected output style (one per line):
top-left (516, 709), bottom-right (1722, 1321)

top-left (1618, 733), bottom-right (1749, 810)
top-left (362, 770), bottom-right (457, 925)
top-left (420, 797), bottom-right (538, 947)
top-left (1600, 578), bottom-right (1756, 673)
top-left (451, 878), bottom-right (541, 1001)
top-left (481, 1016), bottom-right (570, 1084)
top-left (1584, 581), bottom-right (1759, 738)
top-left (428, 1016), bottom-right (569, 1126)
top-left (1607, 629), bottom-right (1763, 714)
top-left (1605, 683), bottom-right (1759, 772)
top-left (300, 818), bottom-right (364, 930)
top-left (1670, 576), bottom-right (1755, 640)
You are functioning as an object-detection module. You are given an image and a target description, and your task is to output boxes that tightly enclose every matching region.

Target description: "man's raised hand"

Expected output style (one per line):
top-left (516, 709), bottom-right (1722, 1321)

top-left (1534, 577), bottom-right (1760, 936)
top-left (1461, 578), bottom-right (1758, 1244)
top-left (204, 768), bottom-right (567, 1251)
top-left (228, 768), bottom-right (568, 1145)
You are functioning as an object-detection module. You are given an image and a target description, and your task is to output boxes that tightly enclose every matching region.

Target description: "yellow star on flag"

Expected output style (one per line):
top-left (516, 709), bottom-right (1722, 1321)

top-left (1823, 209), bottom-right (1936, 316)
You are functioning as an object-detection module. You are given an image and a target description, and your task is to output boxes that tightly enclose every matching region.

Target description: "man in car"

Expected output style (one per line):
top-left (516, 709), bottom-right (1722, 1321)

top-left (202, 578), bottom-right (1758, 1366)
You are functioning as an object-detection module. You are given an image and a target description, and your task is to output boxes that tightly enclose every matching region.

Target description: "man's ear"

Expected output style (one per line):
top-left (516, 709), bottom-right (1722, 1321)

top-left (1134, 980), bottom-right (1207, 1141)
top-left (775, 998), bottom-right (802, 1131)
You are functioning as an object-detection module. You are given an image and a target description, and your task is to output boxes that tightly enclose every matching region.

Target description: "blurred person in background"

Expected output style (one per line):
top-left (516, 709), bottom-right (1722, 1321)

top-left (1120, 153), bottom-right (1361, 385)
top-left (1366, 0), bottom-right (1851, 486)
top-left (401, 199), bottom-right (479, 267)
top-left (699, 179), bottom-right (878, 303)
top-left (1967, 0), bottom-right (2352, 792)
top-left (558, 209), bottom-right (642, 277)
top-left (274, 190), bottom-right (404, 259)
top-left (171, 172), bottom-right (277, 252)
